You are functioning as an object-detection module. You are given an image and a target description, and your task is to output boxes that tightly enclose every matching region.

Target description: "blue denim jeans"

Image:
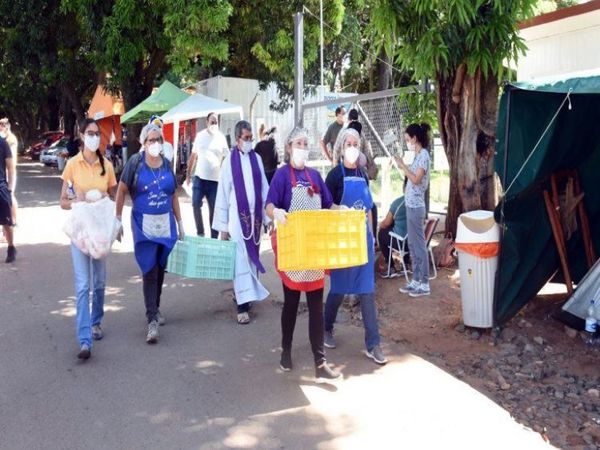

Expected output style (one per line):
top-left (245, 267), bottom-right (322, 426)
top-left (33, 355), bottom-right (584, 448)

top-left (70, 243), bottom-right (106, 347)
top-left (192, 176), bottom-right (219, 238)
top-left (324, 292), bottom-right (380, 351)
top-left (406, 206), bottom-right (429, 283)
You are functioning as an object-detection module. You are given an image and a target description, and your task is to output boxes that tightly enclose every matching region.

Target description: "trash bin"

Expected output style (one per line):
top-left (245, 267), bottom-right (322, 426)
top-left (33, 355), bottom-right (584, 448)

top-left (455, 210), bottom-right (500, 328)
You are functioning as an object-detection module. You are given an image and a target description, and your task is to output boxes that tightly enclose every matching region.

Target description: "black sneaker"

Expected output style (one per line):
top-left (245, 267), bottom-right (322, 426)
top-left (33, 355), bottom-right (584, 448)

top-left (5, 245), bottom-right (16, 263)
top-left (324, 330), bottom-right (336, 349)
top-left (279, 350), bottom-right (292, 371)
top-left (315, 362), bottom-right (342, 381)
top-left (77, 344), bottom-right (91, 360)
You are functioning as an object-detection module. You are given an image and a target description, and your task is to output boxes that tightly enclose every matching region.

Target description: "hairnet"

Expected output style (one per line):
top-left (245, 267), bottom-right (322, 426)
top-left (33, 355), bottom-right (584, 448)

top-left (333, 127), bottom-right (361, 163)
top-left (285, 126), bottom-right (309, 147)
top-left (139, 123), bottom-right (163, 144)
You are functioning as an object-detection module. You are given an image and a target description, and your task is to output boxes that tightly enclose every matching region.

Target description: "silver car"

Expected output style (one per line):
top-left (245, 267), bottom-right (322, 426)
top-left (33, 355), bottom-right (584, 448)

top-left (40, 138), bottom-right (69, 166)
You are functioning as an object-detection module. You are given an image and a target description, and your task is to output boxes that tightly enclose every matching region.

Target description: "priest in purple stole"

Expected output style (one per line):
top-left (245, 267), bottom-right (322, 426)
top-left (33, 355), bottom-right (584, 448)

top-left (213, 121), bottom-right (271, 324)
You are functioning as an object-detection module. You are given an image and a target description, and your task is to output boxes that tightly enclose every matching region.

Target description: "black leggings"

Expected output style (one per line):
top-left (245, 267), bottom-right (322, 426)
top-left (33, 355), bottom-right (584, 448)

top-left (143, 263), bottom-right (165, 323)
top-left (281, 284), bottom-right (325, 365)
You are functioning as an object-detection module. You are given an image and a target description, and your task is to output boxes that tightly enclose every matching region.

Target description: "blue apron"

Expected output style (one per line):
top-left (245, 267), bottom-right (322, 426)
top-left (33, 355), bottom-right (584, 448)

top-left (131, 159), bottom-right (177, 274)
top-left (329, 165), bottom-right (375, 294)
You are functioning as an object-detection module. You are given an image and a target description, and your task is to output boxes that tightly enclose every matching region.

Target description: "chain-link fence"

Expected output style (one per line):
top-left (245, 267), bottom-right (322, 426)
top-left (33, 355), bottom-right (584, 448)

top-left (302, 88), bottom-right (449, 216)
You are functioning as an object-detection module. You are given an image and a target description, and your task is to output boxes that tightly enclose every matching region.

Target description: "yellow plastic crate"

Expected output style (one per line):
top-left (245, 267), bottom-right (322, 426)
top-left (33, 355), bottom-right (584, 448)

top-left (276, 209), bottom-right (367, 271)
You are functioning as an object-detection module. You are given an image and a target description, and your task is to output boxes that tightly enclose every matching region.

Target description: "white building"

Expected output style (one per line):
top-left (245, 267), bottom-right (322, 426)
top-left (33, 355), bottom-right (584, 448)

top-left (194, 76), bottom-right (354, 153)
top-left (517, 0), bottom-right (600, 80)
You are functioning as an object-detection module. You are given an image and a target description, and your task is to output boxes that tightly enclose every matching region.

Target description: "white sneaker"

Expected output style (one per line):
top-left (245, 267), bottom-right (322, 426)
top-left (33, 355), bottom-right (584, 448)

top-left (399, 280), bottom-right (419, 294)
top-left (409, 283), bottom-right (431, 298)
top-left (146, 320), bottom-right (159, 344)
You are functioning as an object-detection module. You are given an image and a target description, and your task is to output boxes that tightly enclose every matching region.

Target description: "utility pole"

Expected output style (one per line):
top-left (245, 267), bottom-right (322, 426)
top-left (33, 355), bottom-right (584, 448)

top-left (294, 12), bottom-right (304, 127)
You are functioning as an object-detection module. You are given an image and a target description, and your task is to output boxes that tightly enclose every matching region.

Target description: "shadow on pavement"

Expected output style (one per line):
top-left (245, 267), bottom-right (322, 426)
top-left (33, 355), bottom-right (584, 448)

top-left (0, 242), bottom-right (361, 449)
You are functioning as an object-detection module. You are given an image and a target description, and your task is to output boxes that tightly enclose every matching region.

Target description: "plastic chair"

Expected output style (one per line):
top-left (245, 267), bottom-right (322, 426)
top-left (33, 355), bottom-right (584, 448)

top-left (385, 231), bottom-right (410, 282)
top-left (424, 217), bottom-right (439, 280)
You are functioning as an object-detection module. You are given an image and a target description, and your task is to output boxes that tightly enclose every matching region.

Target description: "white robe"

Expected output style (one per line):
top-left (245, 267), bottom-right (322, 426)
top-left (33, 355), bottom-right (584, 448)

top-left (212, 150), bottom-right (271, 304)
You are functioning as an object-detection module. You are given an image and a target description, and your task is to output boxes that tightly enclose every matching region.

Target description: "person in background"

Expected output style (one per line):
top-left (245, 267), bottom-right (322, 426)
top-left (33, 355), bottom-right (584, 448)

top-left (148, 116), bottom-right (175, 163)
top-left (60, 118), bottom-right (118, 360)
top-left (0, 132), bottom-right (16, 263)
top-left (347, 117), bottom-right (379, 238)
top-left (254, 126), bottom-right (278, 184)
top-left (116, 123), bottom-right (184, 344)
top-left (186, 113), bottom-right (228, 238)
top-left (395, 123), bottom-right (431, 298)
top-left (66, 134), bottom-right (81, 158)
top-left (320, 106), bottom-right (345, 164)
top-left (0, 118), bottom-right (18, 231)
top-left (212, 120), bottom-right (271, 325)
top-left (377, 181), bottom-right (408, 279)
top-left (324, 128), bottom-right (387, 365)
top-left (266, 126), bottom-right (342, 381)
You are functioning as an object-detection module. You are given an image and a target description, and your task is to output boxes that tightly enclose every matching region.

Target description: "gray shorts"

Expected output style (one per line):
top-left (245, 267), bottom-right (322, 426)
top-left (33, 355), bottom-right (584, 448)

top-left (0, 185), bottom-right (13, 226)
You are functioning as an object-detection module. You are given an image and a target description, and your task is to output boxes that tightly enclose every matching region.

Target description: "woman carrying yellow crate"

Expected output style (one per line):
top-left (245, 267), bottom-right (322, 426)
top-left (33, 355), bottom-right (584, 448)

top-left (324, 128), bottom-right (387, 365)
top-left (266, 127), bottom-right (342, 381)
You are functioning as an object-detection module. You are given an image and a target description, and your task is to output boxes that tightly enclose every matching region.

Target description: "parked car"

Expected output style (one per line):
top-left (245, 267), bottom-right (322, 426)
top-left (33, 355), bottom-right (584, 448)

top-left (27, 131), bottom-right (63, 160)
top-left (40, 138), bottom-right (69, 166)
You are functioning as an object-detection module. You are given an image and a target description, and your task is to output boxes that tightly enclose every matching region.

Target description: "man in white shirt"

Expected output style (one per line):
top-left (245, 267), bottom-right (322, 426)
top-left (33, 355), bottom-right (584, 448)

top-left (185, 113), bottom-right (228, 238)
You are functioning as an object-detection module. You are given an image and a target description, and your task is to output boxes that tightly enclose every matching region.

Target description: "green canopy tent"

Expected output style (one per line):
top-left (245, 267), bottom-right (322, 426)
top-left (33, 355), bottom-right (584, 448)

top-left (120, 80), bottom-right (190, 124)
top-left (494, 69), bottom-right (600, 327)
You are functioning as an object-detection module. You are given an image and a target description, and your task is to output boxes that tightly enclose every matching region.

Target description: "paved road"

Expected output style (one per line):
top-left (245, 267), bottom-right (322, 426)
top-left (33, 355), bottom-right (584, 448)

top-left (0, 160), bottom-right (554, 449)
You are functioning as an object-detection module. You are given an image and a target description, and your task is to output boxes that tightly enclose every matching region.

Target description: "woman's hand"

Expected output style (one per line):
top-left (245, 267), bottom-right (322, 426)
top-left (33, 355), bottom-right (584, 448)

top-left (177, 220), bottom-right (185, 241)
top-left (115, 216), bottom-right (123, 242)
top-left (273, 208), bottom-right (288, 225)
top-left (394, 154), bottom-right (406, 169)
top-left (331, 204), bottom-right (350, 211)
top-left (220, 231), bottom-right (230, 241)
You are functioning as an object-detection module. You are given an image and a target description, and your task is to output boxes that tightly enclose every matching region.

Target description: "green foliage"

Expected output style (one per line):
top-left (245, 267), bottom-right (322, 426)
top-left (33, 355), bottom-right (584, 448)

top-left (399, 88), bottom-right (438, 134)
top-left (373, 0), bottom-right (538, 80)
top-left (0, 0), bottom-right (97, 139)
top-left (61, 0), bottom-right (233, 107)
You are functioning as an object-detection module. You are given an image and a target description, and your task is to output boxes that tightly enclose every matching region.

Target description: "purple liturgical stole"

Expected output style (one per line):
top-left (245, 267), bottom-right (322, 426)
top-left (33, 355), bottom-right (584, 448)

top-left (230, 147), bottom-right (265, 273)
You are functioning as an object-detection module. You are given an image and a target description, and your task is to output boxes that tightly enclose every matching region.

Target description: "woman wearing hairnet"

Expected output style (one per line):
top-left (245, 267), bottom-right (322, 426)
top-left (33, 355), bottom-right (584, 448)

top-left (324, 128), bottom-right (387, 365)
top-left (266, 127), bottom-right (342, 381)
top-left (115, 123), bottom-right (184, 344)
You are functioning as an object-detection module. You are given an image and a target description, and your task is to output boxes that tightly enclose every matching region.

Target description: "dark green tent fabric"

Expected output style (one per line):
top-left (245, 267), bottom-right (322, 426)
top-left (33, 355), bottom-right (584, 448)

top-left (494, 71), bottom-right (600, 325)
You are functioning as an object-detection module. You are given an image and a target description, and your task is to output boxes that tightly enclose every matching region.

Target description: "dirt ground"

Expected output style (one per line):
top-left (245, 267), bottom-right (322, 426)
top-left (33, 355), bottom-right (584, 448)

top-left (371, 257), bottom-right (600, 450)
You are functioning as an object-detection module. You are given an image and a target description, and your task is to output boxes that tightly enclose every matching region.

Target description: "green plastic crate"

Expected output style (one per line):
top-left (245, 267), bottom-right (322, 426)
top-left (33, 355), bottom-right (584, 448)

top-left (167, 236), bottom-right (236, 280)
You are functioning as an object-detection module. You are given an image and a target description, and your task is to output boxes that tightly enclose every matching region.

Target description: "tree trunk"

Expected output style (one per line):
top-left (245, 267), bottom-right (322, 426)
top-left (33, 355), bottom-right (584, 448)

top-left (437, 68), bottom-right (499, 236)
top-left (377, 48), bottom-right (392, 91)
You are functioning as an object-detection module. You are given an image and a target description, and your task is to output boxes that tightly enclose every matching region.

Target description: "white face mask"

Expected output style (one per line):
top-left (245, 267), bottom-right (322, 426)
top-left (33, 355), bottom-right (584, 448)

top-left (208, 124), bottom-right (218, 134)
top-left (0, 131), bottom-right (6, 138)
top-left (292, 147), bottom-right (309, 168)
top-left (344, 146), bottom-right (360, 165)
top-left (407, 142), bottom-right (416, 152)
top-left (241, 141), bottom-right (253, 153)
top-left (147, 142), bottom-right (162, 157)
top-left (84, 135), bottom-right (100, 152)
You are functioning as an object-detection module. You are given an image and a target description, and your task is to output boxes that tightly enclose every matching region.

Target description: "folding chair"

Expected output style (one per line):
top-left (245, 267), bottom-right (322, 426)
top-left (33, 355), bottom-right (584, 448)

top-left (385, 231), bottom-right (410, 282)
top-left (424, 217), bottom-right (439, 280)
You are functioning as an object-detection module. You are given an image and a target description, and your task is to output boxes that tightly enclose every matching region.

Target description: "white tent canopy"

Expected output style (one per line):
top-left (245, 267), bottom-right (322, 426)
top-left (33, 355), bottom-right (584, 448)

top-left (161, 93), bottom-right (243, 124)
top-left (161, 94), bottom-right (243, 173)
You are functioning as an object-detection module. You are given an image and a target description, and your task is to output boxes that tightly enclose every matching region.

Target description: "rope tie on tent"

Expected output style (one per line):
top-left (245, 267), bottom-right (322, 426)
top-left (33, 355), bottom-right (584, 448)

top-left (503, 88), bottom-right (573, 197)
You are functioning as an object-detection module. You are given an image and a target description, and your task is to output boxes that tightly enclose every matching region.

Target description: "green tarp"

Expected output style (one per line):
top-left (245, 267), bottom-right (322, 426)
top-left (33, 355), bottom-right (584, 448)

top-left (494, 69), bottom-right (600, 325)
top-left (120, 80), bottom-right (189, 124)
